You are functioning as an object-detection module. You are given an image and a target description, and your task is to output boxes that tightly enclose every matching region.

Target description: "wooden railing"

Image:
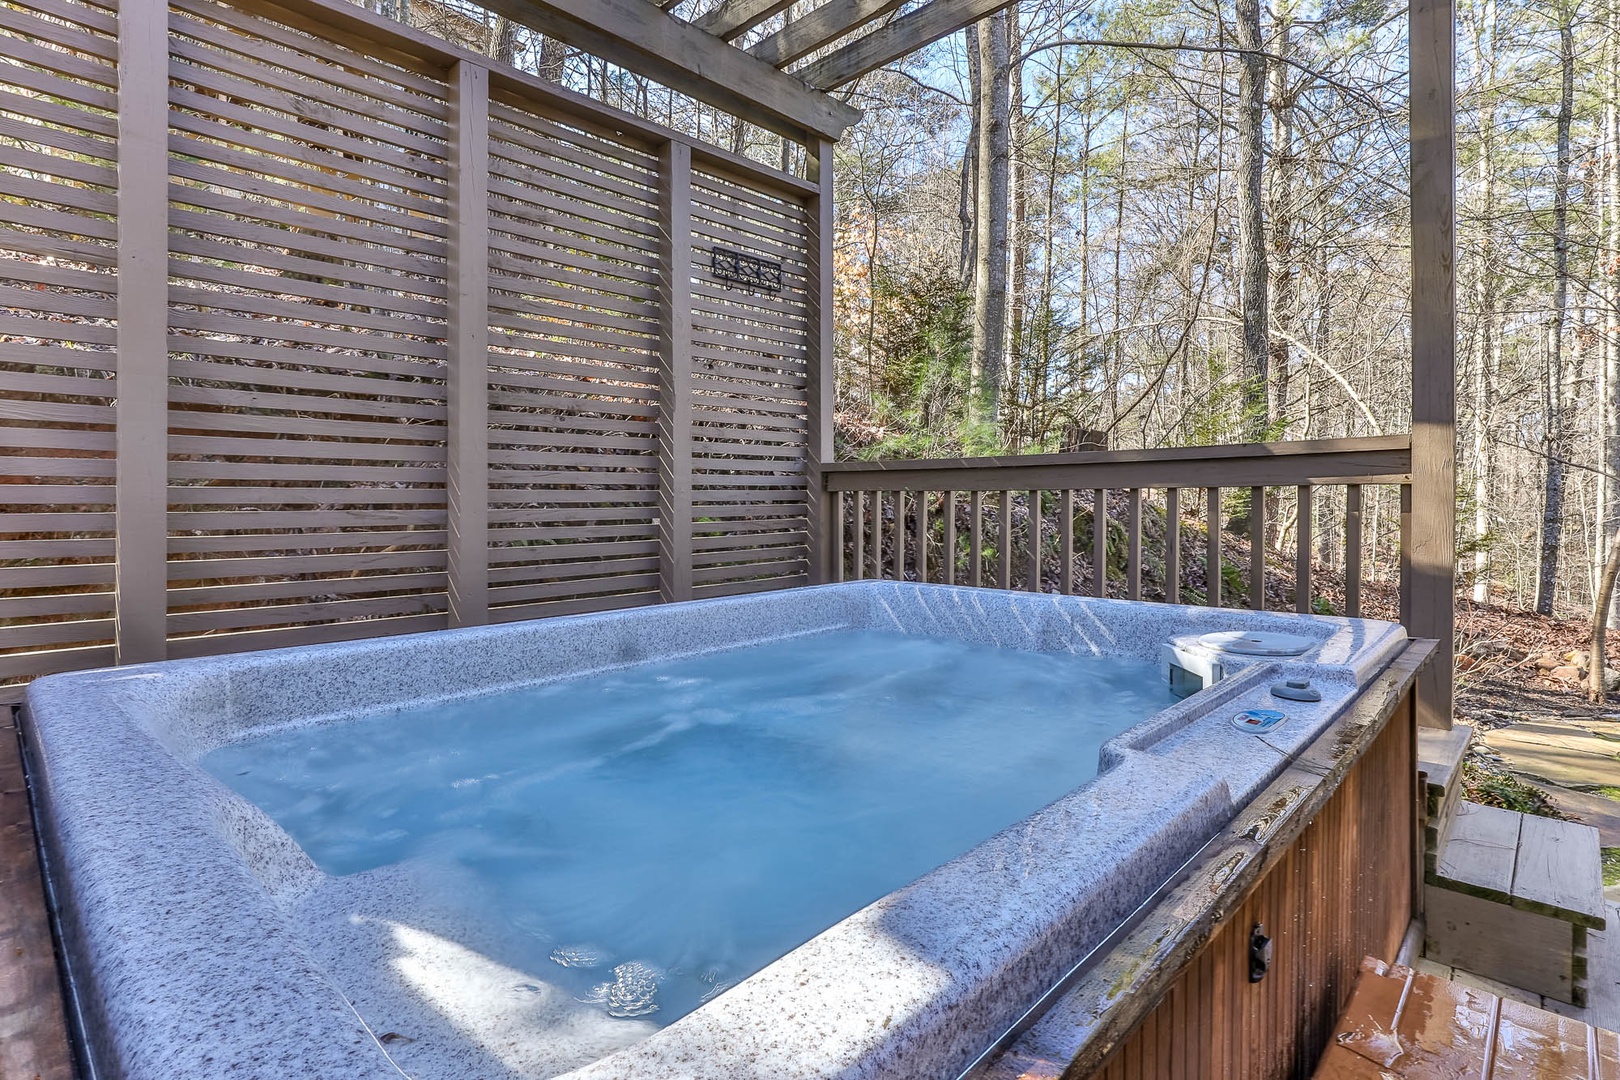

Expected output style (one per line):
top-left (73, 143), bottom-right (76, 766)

top-left (820, 436), bottom-right (1413, 619)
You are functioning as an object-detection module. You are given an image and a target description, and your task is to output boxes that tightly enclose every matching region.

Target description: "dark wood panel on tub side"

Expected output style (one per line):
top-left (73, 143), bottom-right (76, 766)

top-left (1083, 689), bottom-right (1415, 1080)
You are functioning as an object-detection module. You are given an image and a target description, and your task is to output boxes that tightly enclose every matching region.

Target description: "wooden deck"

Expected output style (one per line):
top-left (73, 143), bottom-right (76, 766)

top-left (0, 713), bottom-right (75, 1080)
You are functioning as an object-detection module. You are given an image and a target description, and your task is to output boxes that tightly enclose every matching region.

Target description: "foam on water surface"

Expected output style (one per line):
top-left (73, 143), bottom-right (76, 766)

top-left (202, 629), bottom-right (1174, 1036)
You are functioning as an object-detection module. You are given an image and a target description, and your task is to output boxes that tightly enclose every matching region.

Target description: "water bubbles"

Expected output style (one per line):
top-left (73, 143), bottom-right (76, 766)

top-left (584, 962), bottom-right (661, 1018)
top-left (549, 943), bottom-right (609, 969)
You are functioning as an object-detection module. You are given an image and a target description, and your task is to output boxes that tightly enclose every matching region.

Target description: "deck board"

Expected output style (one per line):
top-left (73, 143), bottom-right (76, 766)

top-left (1435, 800), bottom-right (1520, 898)
top-left (0, 713), bottom-right (75, 1080)
top-left (1513, 813), bottom-right (1607, 926)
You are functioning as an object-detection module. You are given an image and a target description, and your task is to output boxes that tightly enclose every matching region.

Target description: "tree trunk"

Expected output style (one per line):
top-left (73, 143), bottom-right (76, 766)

top-left (1235, 0), bottom-right (1270, 440)
top-left (487, 16), bottom-right (517, 63)
top-left (959, 24), bottom-right (981, 289)
top-left (1008, 15), bottom-right (1030, 449)
top-left (1472, 1), bottom-right (1499, 604)
top-left (1267, 16), bottom-right (1296, 441)
top-left (1591, 524), bottom-right (1620, 703)
top-left (1605, 0), bottom-right (1620, 625)
top-left (970, 12), bottom-right (1011, 432)
top-left (1536, 11), bottom-right (1576, 616)
top-left (538, 34), bottom-right (568, 83)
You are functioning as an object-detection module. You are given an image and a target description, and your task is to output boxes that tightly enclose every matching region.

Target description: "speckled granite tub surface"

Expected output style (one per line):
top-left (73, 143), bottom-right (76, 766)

top-left (22, 582), bottom-right (1405, 1080)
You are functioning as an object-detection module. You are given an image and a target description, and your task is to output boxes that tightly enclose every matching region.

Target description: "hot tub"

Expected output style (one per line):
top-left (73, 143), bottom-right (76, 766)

top-left (21, 581), bottom-right (1406, 1080)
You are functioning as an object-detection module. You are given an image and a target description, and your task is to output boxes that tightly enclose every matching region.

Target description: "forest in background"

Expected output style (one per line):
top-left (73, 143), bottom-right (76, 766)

top-left (375, 0), bottom-right (1620, 620)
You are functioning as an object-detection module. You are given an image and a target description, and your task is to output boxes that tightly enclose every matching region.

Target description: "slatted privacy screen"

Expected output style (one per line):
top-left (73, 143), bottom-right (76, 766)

top-left (689, 164), bottom-right (814, 598)
top-left (0, 0), bottom-right (119, 685)
top-left (0, 0), bottom-right (829, 701)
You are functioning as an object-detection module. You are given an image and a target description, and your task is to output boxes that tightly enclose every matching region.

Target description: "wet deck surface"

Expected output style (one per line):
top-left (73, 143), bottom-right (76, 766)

top-left (1320, 956), bottom-right (1620, 1078)
top-left (0, 714), bottom-right (74, 1080)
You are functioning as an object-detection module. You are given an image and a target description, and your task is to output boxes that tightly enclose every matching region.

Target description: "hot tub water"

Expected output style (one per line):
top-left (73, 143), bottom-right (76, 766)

top-left (202, 628), bottom-right (1174, 1027)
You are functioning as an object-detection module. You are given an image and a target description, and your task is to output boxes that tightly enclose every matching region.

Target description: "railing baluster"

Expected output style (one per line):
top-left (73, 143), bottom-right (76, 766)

top-left (870, 491), bottom-right (883, 580)
top-left (944, 491), bottom-right (957, 585)
top-left (998, 490), bottom-right (1012, 589)
top-left (1164, 487), bottom-right (1180, 604)
top-left (892, 490), bottom-right (906, 580)
top-left (1092, 488), bottom-right (1108, 598)
top-left (914, 490), bottom-right (928, 583)
top-left (1027, 489), bottom-right (1042, 592)
top-left (1250, 485), bottom-right (1266, 611)
top-left (1127, 488), bottom-right (1143, 601)
top-left (832, 492), bottom-right (845, 583)
top-left (1296, 484), bottom-right (1313, 613)
top-left (969, 491), bottom-right (983, 588)
top-left (852, 491), bottom-right (865, 581)
top-left (1345, 484), bottom-right (1363, 617)
top-left (1207, 486), bottom-right (1222, 607)
top-left (1060, 489), bottom-right (1075, 595)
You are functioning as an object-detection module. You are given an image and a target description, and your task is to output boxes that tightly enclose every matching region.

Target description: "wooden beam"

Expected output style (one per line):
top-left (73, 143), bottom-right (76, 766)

top-left (797, 0), bottom-right (1018, 88)
top-left (1409, 0), bottom-right (1457, 728)
top-left (446, 61), bottom-right (490, 628)
top-left (749, 0), bottom-right (905, 68)
top-left (483, 0), bottom-right (862, 141)
top-left (656, 140), bottom-right (695, 603)
top-left (115, 0), bottom-right (170, 665)
top-left (693, 0), bottom-right (796, 41)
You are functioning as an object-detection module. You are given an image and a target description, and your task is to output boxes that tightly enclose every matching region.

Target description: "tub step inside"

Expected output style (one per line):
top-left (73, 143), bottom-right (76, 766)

top-left (1312, 955), bottom-right (1620, 1078)
top-left (1417, 723), bottom-right (1472, 877)
top-left (1424, 799), bottom-right (1606, 1006)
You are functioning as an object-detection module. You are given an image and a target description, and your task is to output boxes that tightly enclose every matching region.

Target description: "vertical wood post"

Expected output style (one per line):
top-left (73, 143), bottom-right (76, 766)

top-left (115, 0), bottom-right (170, 665)
top-left (1411, 0), bottom-right (1457, 727)
top-left (1060, 488), bottom-right (1075, 595)
top-left (657, 139), bottom-right (695, 603)
top-left (998, 490), bottom-right (1012, 589)
top-left (1027, 489), bottom-right (1041, 593)
top-left (1092, 489), bottom-right (1108, 598)
top-left (1127, 488), bottom-right (1143, 601)
top-left (1296, 484), bottom-right (1313, 613)
top-left (944, 491), bottom-right (957, 585)
top-left (1164, 487), bottom-right (1180, 604)
top-left (1345, 484), bottom-right (1364, 617)
top-left (831, 493), bottom-right (845, 582)
top-left (1207, 487), bottom-right (1222, 608)
top-left (446, 60), bottom-right (490, 627)
top-left (805, 139), bottom-right (835, 584)
top-left (1250, 485), bottom-right (1267, 610)
top-left (969, 491), bottom-right (983, 587)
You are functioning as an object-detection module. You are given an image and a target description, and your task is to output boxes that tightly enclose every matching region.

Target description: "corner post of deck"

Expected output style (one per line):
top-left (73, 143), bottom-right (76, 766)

top-left (447, 60), bottom-right (491, 627)
top-left (804, 139), bottom-right (836, 585)
top-left (114, 0), bottom-right (171, 666)
top-left (1409, 0), bottom-right (1457, 728)
top-left (657, 139), bottom-right (696, 603)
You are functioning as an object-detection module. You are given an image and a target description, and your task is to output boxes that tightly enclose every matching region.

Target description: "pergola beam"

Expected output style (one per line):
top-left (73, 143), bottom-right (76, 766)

top-left (796, 0), bottom-right (1017, 88)
top-left (749, 0), bottom-right (905, 68)
top-left (484, 0), bottom-right (861, 140)
top-left (692, 0), bottom-right (797, 40)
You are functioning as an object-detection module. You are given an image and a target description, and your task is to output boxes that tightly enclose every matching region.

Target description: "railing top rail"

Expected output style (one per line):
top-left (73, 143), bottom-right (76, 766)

top-left (823, 435), bottom-right (1412, 492)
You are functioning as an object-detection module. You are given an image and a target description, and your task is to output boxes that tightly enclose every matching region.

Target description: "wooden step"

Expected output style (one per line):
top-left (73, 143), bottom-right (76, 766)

top-left (1417, 723), bottom-right (1472, 876)
top-left (1425, 799), bottom-right (1606, 1005)
top-left (1431, 801), bottom-right (1606, 928)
